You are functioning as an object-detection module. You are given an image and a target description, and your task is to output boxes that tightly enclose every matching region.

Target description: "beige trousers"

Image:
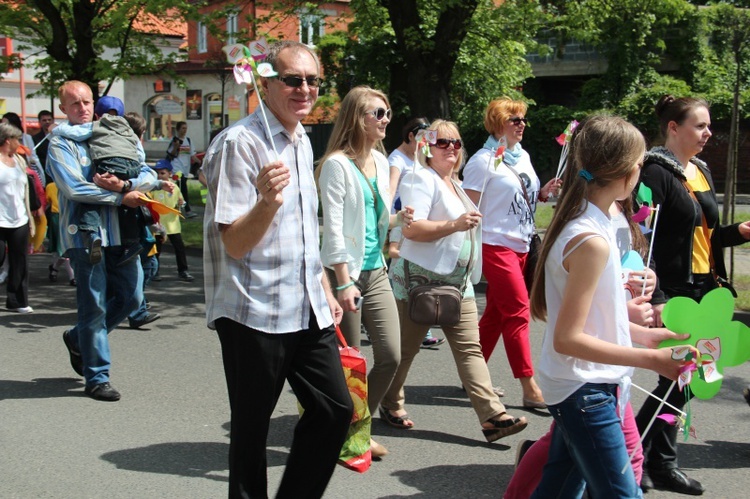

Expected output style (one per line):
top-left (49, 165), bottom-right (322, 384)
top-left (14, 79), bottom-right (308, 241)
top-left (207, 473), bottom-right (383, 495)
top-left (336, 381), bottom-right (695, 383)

top-left (382, 298), bottom-right (506, 424)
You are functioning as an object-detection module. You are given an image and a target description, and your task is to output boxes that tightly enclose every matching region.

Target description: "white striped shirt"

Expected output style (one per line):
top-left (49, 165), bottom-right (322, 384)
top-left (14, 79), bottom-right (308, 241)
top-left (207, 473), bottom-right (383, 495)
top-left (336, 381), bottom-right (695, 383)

top-left (202, 107), bottom-right (332, 334)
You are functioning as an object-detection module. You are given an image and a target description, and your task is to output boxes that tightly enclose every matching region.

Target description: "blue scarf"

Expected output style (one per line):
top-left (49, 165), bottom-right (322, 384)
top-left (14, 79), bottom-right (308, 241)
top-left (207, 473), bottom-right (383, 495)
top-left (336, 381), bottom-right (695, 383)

top-left (482, 135), bottom-right (524, 167)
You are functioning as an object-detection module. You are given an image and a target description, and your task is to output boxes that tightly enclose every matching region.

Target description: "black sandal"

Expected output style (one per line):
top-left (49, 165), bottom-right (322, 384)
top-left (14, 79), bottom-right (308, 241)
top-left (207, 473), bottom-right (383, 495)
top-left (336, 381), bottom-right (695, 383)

top-left (482, 415), bottom-right (528, 442)
top-left (379, 406), bottom-right (414, 429)
top-left (48, 265), bottom-right (58, 282)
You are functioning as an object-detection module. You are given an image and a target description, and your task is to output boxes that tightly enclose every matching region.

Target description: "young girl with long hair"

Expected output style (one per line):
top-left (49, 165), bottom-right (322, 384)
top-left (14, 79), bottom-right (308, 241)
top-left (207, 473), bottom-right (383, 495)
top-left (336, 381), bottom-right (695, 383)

top-left (528, 115), bottom-right (692, 498)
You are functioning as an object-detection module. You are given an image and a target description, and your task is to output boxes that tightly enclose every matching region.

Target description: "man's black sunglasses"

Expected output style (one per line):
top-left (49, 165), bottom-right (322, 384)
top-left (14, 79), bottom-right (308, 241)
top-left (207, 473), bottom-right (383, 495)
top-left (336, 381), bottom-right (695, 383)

top-left (273, 75), bottom-right (322, 88)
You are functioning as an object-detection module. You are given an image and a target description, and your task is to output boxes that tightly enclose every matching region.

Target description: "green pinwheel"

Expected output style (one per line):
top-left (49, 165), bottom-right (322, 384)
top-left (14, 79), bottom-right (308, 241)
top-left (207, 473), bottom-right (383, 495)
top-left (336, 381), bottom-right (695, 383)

top-left (658, 287), bottom-right (750, 399)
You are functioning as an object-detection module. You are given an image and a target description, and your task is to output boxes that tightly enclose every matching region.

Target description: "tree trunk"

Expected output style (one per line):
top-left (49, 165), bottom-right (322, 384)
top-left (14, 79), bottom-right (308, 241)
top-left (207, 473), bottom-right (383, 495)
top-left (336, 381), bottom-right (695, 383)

top-left (382, 0), bottom-right (480, 120)
top-left (722, 54), bottom-right (741, 279)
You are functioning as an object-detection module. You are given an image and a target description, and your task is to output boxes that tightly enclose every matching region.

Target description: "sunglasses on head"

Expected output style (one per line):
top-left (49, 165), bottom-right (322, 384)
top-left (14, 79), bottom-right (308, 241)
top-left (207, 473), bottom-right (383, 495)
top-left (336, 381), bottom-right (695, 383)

top-left (508, 117), bottom-right (529, 126)
top-left (368, 107), bottom-right (392, 121)
top-left (273, 75), bottom-right (322, 88)
top-left (431, 138), bottom-right (462, 150)
top-left (411, 123), bottom-right (429, 135)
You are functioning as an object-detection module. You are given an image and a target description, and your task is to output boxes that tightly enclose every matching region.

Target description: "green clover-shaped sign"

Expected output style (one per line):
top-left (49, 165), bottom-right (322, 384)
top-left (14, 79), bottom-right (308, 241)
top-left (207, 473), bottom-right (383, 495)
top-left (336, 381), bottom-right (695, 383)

top-left (658, 287), bottom-right (750, 399)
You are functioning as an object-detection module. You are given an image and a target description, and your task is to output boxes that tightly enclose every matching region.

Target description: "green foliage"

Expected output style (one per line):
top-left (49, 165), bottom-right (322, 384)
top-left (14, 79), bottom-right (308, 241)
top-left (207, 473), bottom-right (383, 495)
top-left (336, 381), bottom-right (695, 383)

top-left (614, 73), bottom-right (693, 142)
top-left (451, 0), bottom-right (543, 151)
top-left (561, 0), bottom-right (693, 108)
top-left (523, 105), bottom-right (589, 180)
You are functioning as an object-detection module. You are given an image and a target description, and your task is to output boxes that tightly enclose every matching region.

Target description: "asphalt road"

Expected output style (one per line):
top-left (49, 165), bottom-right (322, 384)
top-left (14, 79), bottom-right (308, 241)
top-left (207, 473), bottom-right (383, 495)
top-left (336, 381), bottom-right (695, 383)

top-left (2, 249), bottom-right (750, 499)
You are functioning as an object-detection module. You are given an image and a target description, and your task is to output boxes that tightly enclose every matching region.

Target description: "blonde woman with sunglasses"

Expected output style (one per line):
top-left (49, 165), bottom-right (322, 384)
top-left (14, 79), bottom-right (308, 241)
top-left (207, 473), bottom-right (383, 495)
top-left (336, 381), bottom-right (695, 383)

top-left (463, 97), bottom-right (561, 409)
top-left (317, 85), bottom-right (413, 459)
top-left (381, 120), bottom-right (528, 442)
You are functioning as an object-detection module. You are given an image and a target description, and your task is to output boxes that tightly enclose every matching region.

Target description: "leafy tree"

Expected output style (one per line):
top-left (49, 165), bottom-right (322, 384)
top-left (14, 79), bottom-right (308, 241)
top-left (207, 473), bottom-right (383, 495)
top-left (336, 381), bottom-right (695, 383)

top-left (703, 2), bottom-right (750, 229)
top-left (559, 0), bottom-right (693, 108)
top-left (318, 0), bottom-right (546, 149)
top-left (0, 0), bottom-right (202, 99)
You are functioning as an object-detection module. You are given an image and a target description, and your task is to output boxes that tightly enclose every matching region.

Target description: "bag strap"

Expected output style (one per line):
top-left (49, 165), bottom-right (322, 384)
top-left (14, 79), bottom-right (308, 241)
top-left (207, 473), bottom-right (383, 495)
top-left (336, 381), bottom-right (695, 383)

top-left (335, 325), bottom-right (349, 348)
top-left (404, 180), bottom-right (475, 294)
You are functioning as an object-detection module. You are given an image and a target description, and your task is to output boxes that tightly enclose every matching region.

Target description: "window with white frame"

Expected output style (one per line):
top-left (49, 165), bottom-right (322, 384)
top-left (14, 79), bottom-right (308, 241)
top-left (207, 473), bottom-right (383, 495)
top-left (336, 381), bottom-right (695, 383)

top-left (227, 13), bottom-right (238, 45)
top-left (197, 21), bottom-right (207, 53)
top-left (299, 14), bottom-right (324, 47)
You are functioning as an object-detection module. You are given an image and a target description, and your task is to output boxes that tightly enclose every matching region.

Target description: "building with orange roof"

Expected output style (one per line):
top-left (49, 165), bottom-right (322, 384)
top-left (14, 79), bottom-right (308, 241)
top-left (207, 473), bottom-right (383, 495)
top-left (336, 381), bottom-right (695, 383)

top-left (128, 1), bottom-right (353, 159)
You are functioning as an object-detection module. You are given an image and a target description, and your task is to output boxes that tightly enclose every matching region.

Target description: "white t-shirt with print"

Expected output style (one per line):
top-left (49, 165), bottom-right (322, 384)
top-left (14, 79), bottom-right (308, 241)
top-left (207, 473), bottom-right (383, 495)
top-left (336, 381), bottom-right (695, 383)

top-left (462, 147), bottom-right (540, 252)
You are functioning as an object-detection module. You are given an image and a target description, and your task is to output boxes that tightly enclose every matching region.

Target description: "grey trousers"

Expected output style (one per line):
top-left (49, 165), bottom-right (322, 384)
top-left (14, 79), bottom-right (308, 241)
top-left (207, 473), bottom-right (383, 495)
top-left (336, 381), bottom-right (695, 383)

top-left (329, 266), bottom-right (401, 416)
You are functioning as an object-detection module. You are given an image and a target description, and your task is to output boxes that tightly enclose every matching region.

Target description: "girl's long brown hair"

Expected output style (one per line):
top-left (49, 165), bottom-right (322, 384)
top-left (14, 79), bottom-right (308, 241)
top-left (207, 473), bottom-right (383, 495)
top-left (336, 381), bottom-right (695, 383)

top-left (529, 115), bottom-right (646, 321)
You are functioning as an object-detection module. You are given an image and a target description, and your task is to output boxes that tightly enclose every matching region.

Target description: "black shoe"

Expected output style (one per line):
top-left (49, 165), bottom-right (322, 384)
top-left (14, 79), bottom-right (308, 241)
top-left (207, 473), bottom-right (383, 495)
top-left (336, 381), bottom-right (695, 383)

top-left (85, 382), bottom-right (121, 402)
top-left (62, 330), bottom-right (83, 376)
top-left (117, 243), bottom-right (143, 267)
top-left (178, 271), bottom-right (194, 282)
top-left (649, 468), bottom-right (704, 495)
top-left (48, 264), bottom-right (58, 282)
top-left (89, 237), bottom-right (102, 265)
top-left (129, 313), bottom-right (161, 329)
top-left (514, 439), bottom-right (536, 469)
top-left (641, 470), bottom-right (654, 492)
top-left (69, 278), bottom-right (77, 287)
top-left (743, 386), bottom-right (750, 407)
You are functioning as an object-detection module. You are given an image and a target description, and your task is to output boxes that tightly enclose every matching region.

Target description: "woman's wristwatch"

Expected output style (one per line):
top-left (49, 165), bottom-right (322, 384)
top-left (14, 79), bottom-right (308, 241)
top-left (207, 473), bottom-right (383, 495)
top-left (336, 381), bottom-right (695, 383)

top-left (121, 180), bottom-right (132, 193)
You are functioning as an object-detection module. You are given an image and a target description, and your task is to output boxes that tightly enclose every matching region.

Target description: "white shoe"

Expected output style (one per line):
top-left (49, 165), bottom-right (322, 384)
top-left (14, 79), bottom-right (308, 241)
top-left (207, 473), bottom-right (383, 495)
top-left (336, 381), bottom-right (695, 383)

top-left (9, 306), bottom-right (34, 313)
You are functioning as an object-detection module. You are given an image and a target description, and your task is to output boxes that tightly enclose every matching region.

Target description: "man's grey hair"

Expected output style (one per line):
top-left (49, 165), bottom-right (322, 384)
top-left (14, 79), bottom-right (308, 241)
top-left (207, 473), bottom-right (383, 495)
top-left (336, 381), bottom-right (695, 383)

top-left (266, 41), bottom-right (320, 75)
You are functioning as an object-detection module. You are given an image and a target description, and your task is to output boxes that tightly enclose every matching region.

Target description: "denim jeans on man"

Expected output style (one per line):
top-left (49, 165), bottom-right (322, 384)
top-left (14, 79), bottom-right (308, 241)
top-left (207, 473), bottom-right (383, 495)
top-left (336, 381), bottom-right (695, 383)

top-left (67, 246), bottom-right (143, 386)
top-left (531, 383), bottom-right (643, 499)
top-left (128, 252), bottom-right (158, 323)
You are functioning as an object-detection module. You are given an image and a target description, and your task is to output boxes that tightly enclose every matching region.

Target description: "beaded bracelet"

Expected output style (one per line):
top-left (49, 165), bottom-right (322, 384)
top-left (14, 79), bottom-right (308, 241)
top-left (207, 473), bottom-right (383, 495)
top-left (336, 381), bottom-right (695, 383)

top-left (335, 281), bottom-right (355, 291)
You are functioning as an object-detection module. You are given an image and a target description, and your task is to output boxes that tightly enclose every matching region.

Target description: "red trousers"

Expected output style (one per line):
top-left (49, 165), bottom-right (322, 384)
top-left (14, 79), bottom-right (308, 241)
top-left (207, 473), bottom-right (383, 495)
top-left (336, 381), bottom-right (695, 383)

top-left (479, 244), bottom-right (534, 379)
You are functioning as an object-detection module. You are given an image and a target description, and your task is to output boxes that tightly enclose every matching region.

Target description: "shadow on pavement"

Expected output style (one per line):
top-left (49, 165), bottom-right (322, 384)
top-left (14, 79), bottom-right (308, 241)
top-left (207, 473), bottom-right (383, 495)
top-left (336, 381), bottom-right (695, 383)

top-left (99, 415), bottom-right (306, 480)
top-left (101, 442), bottom-right (230, 482)
top-left (0, 377), bottom-right (84, 400)
top-left (386, 463), bottom-right (514, 498)
top-left (680, 440), bottom-right (750, 469)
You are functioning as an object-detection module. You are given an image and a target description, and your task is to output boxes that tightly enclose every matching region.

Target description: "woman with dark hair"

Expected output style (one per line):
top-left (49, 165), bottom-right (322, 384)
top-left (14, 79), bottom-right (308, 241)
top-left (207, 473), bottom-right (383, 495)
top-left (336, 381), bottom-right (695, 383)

top-left (0, 123), bottom-right (35, 313)
top-left (388, 116), bottom-right (430, 210)
top-left (635, 95), bottom-right (750, 495)
top-left (317, 85), bottom-right (413, 458)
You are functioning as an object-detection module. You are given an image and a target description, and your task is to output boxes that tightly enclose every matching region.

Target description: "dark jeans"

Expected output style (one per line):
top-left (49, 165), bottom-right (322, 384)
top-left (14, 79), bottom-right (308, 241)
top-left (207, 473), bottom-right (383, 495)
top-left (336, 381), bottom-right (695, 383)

top-left (179, 174), bottom-right (191, 213)
top-left (0, 223), bottom-right (30, 309)
top-left (79, 158), bottom-right (142, 242)
top-left (216, 315), bottom-right (352, 499)
top-left (532, 384), bottom-right (642, 499)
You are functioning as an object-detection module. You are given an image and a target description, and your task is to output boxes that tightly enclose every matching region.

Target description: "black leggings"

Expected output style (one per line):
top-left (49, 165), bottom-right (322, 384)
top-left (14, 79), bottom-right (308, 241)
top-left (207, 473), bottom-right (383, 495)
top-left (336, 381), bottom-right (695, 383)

top-left (0, 223), bottom-right (30, 309)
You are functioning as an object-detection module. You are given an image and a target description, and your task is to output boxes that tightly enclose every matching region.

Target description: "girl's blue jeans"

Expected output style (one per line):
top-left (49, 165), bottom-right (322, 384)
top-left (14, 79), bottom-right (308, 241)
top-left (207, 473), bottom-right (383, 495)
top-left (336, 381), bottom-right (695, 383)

top-left (531, 383), bottom-right (643, 499)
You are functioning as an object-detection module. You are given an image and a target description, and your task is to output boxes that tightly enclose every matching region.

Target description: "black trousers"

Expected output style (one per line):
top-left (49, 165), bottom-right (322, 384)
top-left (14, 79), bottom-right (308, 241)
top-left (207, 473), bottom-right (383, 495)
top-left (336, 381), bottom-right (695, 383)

top-left (179, 175), bottom-right (191, 212)
top-left (155, 233), bottom-right (188, 273)
top-left (635, 281), bottom-right (706, 473)
top-left (216, 315), bottom-right (352, 499)
top-left (0, 223), bottom-right (30, 309)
